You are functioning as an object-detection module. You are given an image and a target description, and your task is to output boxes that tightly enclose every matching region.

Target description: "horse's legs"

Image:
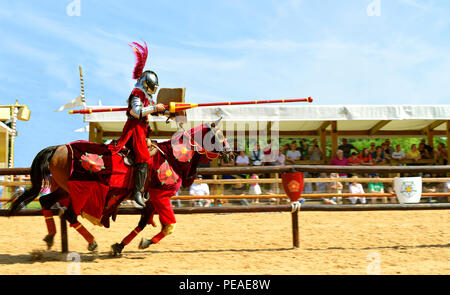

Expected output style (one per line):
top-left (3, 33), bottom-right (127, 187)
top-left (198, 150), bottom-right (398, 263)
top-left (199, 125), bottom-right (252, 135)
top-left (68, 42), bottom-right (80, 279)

top-left (110, 204), bottom-right (156, 257)
top-left (39, 188), bottom-right (69, 249)
top-left (139, 223), bottom-right (176, 249)
top-left (63, 205), bottom-right (98, 252)
top-left (138, 195), bottom-right (177, 249)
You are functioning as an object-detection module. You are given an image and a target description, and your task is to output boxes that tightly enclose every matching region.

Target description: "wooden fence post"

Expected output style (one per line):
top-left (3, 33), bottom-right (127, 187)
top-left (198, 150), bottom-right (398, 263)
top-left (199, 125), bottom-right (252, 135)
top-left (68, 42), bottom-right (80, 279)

top-left (60, 215), bottom-right (69, 253)
top-left (291, 210), bottom-right (299, 248)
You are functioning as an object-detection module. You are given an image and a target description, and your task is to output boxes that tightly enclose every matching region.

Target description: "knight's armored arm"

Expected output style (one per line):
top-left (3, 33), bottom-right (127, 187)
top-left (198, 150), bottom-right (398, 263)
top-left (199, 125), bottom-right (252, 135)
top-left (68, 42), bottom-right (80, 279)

top-left (129, 96), bottom-right (157, 119)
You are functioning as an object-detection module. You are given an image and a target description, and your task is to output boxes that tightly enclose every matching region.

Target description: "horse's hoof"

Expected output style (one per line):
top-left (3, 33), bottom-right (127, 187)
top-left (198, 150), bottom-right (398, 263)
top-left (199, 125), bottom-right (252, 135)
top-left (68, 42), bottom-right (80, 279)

top-left (110, 243), bottom-right (124, 257)
top-left (43, 234), bottom-right (55, 250)
top-left (88, 241), bottom-right (98, 252)
top-left (139, 238), bottom-right (153, 249)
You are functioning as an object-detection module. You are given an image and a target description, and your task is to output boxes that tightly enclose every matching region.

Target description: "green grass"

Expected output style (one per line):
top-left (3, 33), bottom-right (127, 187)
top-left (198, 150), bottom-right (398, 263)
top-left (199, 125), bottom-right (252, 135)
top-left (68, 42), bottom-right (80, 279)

top-left (26, 201), bottom-right (42, 209)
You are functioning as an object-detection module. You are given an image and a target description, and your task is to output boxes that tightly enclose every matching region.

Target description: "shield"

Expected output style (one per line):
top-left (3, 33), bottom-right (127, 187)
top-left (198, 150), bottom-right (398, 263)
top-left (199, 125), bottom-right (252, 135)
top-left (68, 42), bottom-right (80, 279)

top-left (393, 177), bottom-right (422, 204)
top-left (281, 172), bottom-right (304, 202)
top-left (157, 88), bottom-right (186, 123)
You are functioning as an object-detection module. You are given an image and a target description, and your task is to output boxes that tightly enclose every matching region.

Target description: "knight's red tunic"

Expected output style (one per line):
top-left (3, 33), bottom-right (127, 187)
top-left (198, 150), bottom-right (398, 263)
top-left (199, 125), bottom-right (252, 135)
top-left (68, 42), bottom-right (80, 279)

top-left (108, 88), bottom-right (154, 164)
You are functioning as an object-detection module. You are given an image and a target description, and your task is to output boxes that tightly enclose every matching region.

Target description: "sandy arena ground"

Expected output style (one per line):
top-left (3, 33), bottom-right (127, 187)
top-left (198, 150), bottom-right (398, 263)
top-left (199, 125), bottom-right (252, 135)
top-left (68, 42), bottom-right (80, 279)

top-left (0, 210), bottom-right (449, 275)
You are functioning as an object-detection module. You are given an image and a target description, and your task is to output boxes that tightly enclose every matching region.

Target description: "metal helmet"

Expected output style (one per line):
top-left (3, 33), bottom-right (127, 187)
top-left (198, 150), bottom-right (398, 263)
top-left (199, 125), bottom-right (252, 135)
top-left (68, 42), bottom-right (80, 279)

top-left (137, 70), bottom-right (159, 95)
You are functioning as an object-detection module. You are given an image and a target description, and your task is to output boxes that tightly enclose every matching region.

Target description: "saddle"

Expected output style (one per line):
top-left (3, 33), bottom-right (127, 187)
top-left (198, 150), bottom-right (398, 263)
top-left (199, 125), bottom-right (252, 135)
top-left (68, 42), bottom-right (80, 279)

top-left (114, 139), bottom-right (160, 166)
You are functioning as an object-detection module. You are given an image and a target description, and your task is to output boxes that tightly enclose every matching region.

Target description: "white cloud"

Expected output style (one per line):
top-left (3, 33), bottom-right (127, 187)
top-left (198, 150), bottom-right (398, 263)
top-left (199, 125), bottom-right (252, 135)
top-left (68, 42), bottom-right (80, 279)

top-left (399, 0), bottom-right (433, 10)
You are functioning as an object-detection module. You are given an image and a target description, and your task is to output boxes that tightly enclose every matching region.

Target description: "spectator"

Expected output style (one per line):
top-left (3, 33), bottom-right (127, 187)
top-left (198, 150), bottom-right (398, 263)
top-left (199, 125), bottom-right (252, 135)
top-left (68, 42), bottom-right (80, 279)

top-left (220, 150), bottom-right (237, 193)
top-left (235, 150), bottom-right (250, 167)
top-left (339, 138), bottom-right (359, 159)
top-left (270, 150), bottom-right (285, 196)
top-left (331, 150), bottom-right (349, 178)
top-left (418, 142), bottom-right (432, 159)
top-left (367, 174), bottom-right (385, 204)
top-left (282, 143), bottom-right (291, 154)
top-left (406, 144), bottom-right (421, 162)
top-left (368, 142), bottom-right (376, 155)
top-left (384, 139), bottom-right (394, 155)
top-left (434, 142), bottom-right (448, 165)
top-left (299, 140), bottom-right (309, 160)
top-left (347, 152), bottom-right (361, 166)
top-left (263, 139), bottom-right (277, 165)
top-left (391, 144), bottom-right (406, 161)
top-left (189, 175), bottom-right (210, 207)
top-left (249, 173), bottom-right (262, 204)
top-left (385, 186), bottom-right (397, 204)
top-left (329, 173), bottom-right (343, 204)
top-left (420, 139), bottom-right (434, 156)
top-left (422, 174), bottom-right (437, 203)
top-left (276, 149), bottom-right (286, 166)
top-left (286, 141), bottom-right (301, 164)
top-left (348, 176), bottom-right (367, 205)
top-left (231, 175), bottom-right (250, 206)
top-left (373, 146), bottom-right (387, 165)
top-left (381, 143), bottom-right (391, 160)
top-left (308, 138), bottom-right (323, 161)
top-left (359, 148), bottom-right (374, 165)
top-left (317, 173), bottom-right (336, 205)
top-left (249, 142), bottom-right (263, 166)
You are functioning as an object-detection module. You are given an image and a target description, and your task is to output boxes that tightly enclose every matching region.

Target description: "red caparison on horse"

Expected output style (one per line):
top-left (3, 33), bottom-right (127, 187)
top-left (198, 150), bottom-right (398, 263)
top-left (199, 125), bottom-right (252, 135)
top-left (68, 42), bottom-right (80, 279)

top-left (8, 119), bottom-right (233, 256)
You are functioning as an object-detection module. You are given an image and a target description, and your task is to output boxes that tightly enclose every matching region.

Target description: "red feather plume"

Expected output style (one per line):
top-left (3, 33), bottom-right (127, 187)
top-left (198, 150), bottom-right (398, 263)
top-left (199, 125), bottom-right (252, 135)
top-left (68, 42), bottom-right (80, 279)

top-left (129, 41), bottom-right (148, 80)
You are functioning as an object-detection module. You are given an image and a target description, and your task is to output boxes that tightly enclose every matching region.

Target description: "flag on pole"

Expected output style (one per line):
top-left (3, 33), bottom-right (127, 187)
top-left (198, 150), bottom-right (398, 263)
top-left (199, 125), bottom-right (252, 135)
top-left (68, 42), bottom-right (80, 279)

top-left (74, 125), bottom-right (89, 132)
top-left (55, 95), bottom-right (86, 112)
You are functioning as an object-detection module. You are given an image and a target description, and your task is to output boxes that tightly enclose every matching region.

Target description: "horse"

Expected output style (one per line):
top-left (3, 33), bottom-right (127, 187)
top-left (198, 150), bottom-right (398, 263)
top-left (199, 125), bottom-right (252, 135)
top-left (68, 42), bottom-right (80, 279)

top-left (8, 119), bottom-right (233, 255)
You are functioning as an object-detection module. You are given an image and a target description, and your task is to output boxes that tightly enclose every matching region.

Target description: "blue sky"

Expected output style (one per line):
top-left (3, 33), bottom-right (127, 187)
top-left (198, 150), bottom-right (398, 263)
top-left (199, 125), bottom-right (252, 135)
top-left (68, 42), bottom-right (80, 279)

top-left (0, 0), bottom-right (449, 167)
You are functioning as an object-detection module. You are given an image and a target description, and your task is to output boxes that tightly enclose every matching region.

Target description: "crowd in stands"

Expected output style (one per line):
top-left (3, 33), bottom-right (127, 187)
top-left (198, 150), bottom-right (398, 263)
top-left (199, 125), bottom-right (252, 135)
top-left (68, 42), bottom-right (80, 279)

top-left (179, 137), bottom-right (449, 207)
top-left (330, 138), bottom-right (448, 166)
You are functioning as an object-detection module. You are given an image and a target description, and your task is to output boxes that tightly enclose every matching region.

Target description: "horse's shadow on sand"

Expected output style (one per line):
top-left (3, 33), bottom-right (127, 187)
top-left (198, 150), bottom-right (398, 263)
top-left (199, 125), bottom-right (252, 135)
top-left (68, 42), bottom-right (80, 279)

top-left (0, 247), bottom-right (293, 265)
top-left (1, 243), bottom-right (449, 264)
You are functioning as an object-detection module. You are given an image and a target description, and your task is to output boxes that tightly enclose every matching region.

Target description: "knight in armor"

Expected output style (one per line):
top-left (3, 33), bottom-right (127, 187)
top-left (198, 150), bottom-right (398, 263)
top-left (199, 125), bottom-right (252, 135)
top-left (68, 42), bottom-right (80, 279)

top-left (109, 42), bottom-right (165, 207)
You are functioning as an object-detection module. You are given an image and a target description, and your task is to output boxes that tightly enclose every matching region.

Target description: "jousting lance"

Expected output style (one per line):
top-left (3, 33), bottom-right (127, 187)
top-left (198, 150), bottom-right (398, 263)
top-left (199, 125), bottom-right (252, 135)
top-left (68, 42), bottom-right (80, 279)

top-left (68, 97), bottom-right (313, 114)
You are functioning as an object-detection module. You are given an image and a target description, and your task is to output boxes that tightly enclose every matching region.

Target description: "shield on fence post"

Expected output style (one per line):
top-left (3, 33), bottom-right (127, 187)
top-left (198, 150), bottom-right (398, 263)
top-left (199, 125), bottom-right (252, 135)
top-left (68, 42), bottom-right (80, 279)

top-left (393, 177), bottom-right (422, 204)
top-left (281, 172), bottom-right (304, 202)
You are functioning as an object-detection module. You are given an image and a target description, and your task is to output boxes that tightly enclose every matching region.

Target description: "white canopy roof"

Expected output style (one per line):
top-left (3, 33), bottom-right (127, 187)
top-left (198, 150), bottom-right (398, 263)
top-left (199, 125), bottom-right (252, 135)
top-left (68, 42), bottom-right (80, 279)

top-left (83, 104), bottom-right (450, 139)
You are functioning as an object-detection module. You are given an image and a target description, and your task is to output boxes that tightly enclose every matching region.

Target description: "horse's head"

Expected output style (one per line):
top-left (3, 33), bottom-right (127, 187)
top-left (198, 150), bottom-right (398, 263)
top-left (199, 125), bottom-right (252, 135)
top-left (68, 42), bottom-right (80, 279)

top-left (171, 117), bottom-right (234, 164)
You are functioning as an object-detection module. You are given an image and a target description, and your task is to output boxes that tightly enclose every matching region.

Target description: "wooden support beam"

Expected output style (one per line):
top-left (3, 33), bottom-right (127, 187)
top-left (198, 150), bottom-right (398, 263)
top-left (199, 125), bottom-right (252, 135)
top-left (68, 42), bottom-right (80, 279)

top-left (95, 124), bottom-right (103, 144)
top-left (292, 211), bottom-right (299, 248)
top-left (421, 120), bottom-right (446, 134)
top-left (447, 121), bottom-right (450, 174)
top-left (369, 120), bottom-right (391, 136)
top-left (319, 128), bottom-right (327, 160)
top-left (101, 129), bottom-right (446, 139)
top-left (88, 122), bottom-right (96, 142)
top-left (317, 121), bottom-right (331, 134)
top-left (427, 128), bottom-right (434, 149)
top-left (331, 121), bottom-right (338, 159)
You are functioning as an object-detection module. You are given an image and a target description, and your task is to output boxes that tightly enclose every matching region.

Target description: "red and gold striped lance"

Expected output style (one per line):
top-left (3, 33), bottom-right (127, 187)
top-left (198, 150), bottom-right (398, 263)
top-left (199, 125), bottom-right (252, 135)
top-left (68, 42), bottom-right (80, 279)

top-left (68, 97), bottom-right (313, 114)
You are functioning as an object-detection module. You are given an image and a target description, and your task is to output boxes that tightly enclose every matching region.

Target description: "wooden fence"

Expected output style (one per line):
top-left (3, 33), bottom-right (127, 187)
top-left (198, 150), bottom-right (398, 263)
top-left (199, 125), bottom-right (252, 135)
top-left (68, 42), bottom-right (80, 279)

top-left (1, 165), bottom-right (449, 253)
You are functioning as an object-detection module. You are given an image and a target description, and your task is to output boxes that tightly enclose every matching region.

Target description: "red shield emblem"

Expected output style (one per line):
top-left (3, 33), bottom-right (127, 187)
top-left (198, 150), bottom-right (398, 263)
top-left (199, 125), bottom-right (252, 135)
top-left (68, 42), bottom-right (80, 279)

top-left (173, 142), bottom-right (195, 162)
top-left (80, 153), bottom-right (105, 173)
top-left (157, 160), bottom-right (179, 185)
top-left (281, 172), bottom-right (304, 202)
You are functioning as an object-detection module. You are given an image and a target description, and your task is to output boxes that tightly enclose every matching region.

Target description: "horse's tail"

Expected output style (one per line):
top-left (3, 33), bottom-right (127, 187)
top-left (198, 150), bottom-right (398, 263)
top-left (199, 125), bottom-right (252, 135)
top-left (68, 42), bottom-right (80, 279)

top-left (7, 145), bottom-right (59, 216)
